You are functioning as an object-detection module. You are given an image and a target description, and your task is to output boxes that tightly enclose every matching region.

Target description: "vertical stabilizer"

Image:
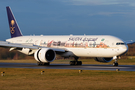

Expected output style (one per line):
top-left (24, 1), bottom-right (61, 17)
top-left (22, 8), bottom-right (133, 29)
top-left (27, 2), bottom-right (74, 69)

top-left (6, 6), bottom-right (23, 38)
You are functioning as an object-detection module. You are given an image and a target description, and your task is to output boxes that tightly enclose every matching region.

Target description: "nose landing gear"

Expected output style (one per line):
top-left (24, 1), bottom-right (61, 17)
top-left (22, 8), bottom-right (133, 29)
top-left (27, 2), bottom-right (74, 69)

top-left (113, 59), bottom-right (118, 66)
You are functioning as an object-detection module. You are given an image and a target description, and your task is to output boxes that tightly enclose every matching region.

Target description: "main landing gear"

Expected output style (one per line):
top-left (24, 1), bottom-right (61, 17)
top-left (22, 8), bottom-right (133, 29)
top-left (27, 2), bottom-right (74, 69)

top-left (70, 57), bottom-right (82, 65)
top-left (113, 59), bottom-right (118, 66)
top-left (37, 62), bottom-right (50, 66)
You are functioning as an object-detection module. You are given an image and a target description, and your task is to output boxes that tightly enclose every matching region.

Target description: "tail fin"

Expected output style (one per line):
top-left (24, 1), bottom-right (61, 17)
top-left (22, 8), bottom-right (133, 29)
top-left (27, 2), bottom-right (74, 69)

top-left (6, 6), bottom-right (23, 38)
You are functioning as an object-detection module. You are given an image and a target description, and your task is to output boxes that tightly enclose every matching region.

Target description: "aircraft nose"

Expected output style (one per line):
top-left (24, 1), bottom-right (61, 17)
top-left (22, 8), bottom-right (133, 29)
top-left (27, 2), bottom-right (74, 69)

top-left (125, 45), bottom-right (128, 52)
top-left (121, 45), bottom-right (128, 55)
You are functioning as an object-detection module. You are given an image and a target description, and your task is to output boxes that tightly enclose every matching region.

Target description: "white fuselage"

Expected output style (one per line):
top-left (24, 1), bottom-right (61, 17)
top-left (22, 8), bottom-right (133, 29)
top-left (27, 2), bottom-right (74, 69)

top-left (6, 35), bottom-right (128, 58)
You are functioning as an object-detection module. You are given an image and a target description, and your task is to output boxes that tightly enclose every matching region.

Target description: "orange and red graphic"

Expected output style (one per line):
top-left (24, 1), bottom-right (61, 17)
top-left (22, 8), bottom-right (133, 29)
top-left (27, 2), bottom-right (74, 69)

top-left (44, 40), bottom-right (109, 48)
top-left (96, 42), bottom-right (108, 48)
top-left (47, 40), bottom-right (53, 47)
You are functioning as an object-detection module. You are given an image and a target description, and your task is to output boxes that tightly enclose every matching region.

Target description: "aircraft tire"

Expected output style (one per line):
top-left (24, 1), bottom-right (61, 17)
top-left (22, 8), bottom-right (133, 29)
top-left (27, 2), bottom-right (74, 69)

top-left (113, 62), bottom-right (118, 66)
top-left (70, 61), bottom-right (82, 65)
top-left (77, 61), bottom-right (82, 65)
top-left (37, 62), bottom-right (50, 66)
top-left (43, 62), bottom-right (50, 66)
top-left (37, 62), bottom-right (42, 66)
top-left (70, 61), bottom-right (75, 65)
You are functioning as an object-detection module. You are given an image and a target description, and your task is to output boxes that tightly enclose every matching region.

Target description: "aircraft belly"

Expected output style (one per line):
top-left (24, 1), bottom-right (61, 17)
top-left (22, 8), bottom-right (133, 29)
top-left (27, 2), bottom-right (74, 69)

top-left (67, 48), bottom-right (119, 57)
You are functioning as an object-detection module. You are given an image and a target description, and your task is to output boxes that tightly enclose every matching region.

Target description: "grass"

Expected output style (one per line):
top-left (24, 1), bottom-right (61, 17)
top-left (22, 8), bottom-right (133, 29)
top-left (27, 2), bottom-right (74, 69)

top-left (0, 68), bottom-right (135, 90)
top-left (0, 59), bottom-right (135, 89)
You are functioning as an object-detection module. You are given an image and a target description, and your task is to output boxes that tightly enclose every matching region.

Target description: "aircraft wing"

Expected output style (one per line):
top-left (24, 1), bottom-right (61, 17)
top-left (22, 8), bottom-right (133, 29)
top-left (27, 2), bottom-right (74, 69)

top-left (0, 41), bottom-right (66, 52)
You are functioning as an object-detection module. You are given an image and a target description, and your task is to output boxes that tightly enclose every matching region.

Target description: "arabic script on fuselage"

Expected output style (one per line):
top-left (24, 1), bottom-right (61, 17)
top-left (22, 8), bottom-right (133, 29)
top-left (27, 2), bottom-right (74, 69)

top-left (68, 37), bottom-right (98, 42)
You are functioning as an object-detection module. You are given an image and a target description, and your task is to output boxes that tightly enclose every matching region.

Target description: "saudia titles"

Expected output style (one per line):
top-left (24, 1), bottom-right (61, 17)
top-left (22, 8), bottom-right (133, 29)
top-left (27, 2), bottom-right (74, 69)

top-left (68, 37), bottom-right (98, 42)
top-left (10, 20), bottom-right (15, 34)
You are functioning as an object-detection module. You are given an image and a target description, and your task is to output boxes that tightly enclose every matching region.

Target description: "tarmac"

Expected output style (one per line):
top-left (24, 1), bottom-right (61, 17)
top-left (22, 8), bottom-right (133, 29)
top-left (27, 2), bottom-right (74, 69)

top-left (0, 62), bottom-right (135, 71)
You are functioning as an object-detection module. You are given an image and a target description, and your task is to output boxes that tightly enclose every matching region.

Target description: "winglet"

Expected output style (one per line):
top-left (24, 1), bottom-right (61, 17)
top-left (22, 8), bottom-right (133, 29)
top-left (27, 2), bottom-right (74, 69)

top-left (6, 6), bottom-right (23, 38)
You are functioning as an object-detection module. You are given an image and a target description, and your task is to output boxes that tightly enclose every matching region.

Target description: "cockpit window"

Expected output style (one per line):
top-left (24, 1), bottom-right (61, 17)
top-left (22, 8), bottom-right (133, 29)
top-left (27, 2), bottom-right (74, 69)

top-left (116, 42), bottom-right (125, 45)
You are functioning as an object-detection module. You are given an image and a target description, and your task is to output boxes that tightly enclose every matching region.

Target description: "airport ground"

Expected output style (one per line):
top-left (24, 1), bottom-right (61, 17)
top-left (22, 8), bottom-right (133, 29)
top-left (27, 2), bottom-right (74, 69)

top-left (1, 56), bottom-right (135, 65)
top-left (0, 68), bottom-right (135, 90)
top-left (0, 58), bottom-right (135, 90)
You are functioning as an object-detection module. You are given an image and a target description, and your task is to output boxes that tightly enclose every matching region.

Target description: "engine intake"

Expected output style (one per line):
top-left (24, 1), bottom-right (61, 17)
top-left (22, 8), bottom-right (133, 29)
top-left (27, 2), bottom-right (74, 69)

top-left (94, 57), bottom-right (113, 63)
top-left (34, 48), bottom-right (56, 62)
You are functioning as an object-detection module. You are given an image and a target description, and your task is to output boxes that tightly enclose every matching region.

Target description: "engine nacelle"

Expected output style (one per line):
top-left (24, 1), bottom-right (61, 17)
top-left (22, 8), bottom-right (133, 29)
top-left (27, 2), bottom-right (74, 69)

top-left (94, 57), bottom-right (113, 63)
top-left (34, 48), bottom-right (56, 63)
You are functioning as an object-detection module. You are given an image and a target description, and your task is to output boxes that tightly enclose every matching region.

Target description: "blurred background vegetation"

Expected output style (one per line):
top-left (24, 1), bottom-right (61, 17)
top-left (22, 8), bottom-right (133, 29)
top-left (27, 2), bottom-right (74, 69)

top-left (0, 47), bottom-right (34, 60)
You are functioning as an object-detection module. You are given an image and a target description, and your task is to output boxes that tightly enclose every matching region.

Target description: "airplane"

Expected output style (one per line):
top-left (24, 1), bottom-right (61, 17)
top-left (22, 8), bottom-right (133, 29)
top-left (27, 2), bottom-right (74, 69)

top-left (0, 6), bottom-right (133, 66)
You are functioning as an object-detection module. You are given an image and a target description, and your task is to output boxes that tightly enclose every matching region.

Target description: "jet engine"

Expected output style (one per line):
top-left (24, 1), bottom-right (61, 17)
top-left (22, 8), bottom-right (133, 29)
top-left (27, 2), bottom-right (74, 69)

top-left (34, 48), bottom-right (56, 62)
top-left (94, 57), bottom-right (113, 63)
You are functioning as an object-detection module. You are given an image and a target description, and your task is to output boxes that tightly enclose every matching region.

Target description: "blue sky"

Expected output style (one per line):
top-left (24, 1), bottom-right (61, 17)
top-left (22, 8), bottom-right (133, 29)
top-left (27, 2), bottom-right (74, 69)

top-left (0, 0), bottom-right (135, 40)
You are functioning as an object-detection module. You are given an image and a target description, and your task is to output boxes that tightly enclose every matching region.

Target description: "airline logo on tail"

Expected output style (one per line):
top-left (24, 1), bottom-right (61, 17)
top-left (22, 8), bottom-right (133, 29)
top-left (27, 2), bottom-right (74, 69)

top-left (6, 6), bottom-right (23, 38)
top-left (10, 20), bottom-right (15, 34)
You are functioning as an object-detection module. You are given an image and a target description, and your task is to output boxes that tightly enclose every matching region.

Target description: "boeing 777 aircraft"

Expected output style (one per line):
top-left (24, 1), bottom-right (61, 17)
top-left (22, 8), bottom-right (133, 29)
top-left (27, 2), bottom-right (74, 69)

top-left (0, 6), bottom-right (134, 66)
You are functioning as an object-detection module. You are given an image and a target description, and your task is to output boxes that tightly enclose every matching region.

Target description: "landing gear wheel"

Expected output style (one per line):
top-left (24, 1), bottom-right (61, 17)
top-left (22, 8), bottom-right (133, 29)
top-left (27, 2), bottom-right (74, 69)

top-left (113, 62), bottom-right (118, 66)
top-left (70, 61), bottom-right (75, 65)
top-left (77, 61), bottom-right (82, 65)
top-left (37, 62), bottom-right (50, 66)
top-left (69, 57), bottom-right (82, 65)
top-left (37, 62), bottom-right (43, 66)
top-left (43, 62), bottom-right (50, 66)
top-left (69, 61), bottom-right (82, 65)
